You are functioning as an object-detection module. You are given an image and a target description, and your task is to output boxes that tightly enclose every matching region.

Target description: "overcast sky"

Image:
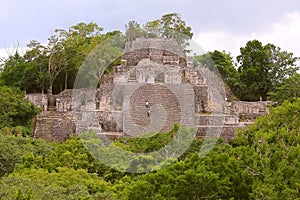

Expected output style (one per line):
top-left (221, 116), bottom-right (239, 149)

top-left (1, 0), bottom-right (300, 60)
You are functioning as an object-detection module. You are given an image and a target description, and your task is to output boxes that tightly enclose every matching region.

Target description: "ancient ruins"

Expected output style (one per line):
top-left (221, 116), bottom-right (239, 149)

top-left (26, 38), bottom-right (272, 142)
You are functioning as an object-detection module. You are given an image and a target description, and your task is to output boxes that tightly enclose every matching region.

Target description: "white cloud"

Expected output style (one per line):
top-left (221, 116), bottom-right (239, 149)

top-left (194, 11), bottom-right (300, 60)
top-left (194, 31), bottom-right (250, 58)
top-left (256, 11), bottom-right (300, 57)
top-left (0, 48), bottom-right (13, 60)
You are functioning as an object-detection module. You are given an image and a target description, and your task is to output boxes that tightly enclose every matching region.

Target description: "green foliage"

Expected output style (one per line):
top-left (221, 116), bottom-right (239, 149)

top-left (0, 86), bottom-right (40, 131)
top-left (125, 13), bottom-right (193, 48)
top-left (234, 99), bottom-right (300, 146)
top-left (0, 53), bottom-right (26, 88)
top-left (19, 136), bottom-right (95, 172)
top-left (0, 22), bottom-right (124, 94)
top-left (193, 41), bottom-right (299, 102)
top-left (1, 98), bottom-right (300, 199)
top-left (125, 20), bottom-right (145, 41)
top-left (76, 34), bottom-right (124, 88)
top-left (0, 134), bottom-right (53, 177)
top-left (237, 40), bottom-right (299, 101)
top-left (268, 73), bottom-right (300, 104)
top-left (0, 167), bottom-right (114, 200)
top-left (194, 50), bottom-right (240, 99)
top-left (114, 146), bottom-right (251, 199)
top-left (44, 22), bottom-right (104, 94)
top-left (78, 125), bottom-right (189, 174)
top-left (144, 19), bottom-right (161, 38)
top-left (116, 124), bottom-right (179, 153)
top-left (0, 52), bottom-right (47, 93)
top-left (232, 99), bottom-right (300, 199)
top-left (160, 13), bottom-right (193, 41)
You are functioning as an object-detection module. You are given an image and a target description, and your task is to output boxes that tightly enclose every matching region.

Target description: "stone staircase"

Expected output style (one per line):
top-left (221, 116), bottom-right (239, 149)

top-left (122, 83), bottom-right (194, 136)
top-left (34, 111), bottom-right (75, 142)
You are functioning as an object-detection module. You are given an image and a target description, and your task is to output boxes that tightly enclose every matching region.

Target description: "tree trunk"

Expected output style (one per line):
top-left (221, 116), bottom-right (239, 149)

top-left (48, 53), bottom-right (53, 95)
top-left (65, 71), bottom-right (68, 90)
top-left (49, 84), bottom-right (53, 95)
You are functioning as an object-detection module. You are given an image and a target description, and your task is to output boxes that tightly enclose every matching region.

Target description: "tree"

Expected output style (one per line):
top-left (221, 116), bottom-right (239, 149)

top-left (1, 22), bottom-right (123, 94)
top-left (24, 40), bottom-right (49, 93)
top-left (0, 43), bottom-right (50, 93)
top-left (194, 50), bottom-right (240, 100)
top-left (232, 99), bottom-right (300, 199)
top-left (55, 22), bottom-right (104, 93)
top-left (237, 40), bottom-right (299, 101)
top-left (144, 19), bottom-right (161, 38)
top-left (268, 73), bottom-right (300, 104)
top-left (46, 31), bottom-right (69, 94)
top-left (0, 167), bottom-right (114, 200)
top-left (68, 22), bottom-right (103, 39)
top-left (75, 33), bottom-right (124, 88)
top-left (0, 133), bottom-right (53, 177)
top-left (265, 43), bottom-right (299, 88)
top-left (194, 50), bottom-right (238, 80)
top-left (160, 13), bottom-right (193, 40)
top-left (125, 13), bottom-right (193, 48)
top-left (125, 21), bottom-right (145, 43)
top-left (0, 52), bottom-right (27, 89)
top-left (143, 13), bottom-right (193, 48)
top-left (0, 86), bottom-right (40, 130)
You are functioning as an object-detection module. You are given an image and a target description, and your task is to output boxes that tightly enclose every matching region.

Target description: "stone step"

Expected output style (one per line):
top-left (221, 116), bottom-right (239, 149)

top-left (195, 125), bottom-right (239, 128)
top-left (194, 114), bottom-right (239, 126)
top-left (195, 126), bottom-right (237, 142)
top-left (122, 84), bottom-right (191, 135)
top-left (81, 104), bottom-right (96, 111)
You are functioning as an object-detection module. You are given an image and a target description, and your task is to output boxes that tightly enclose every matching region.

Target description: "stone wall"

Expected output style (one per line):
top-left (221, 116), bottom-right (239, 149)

top-left (25, 93), bottom-right (47, 111)
top-left (125, 38), bottom-right (185, 58)
top-left (123, 38), bottom-right (187, 69)
top-left (97, 111), bottom-right (123, 132)
top-left (25, 89), bottom-right (73, 112)
top-left (55, 89), bottom-right (73, 112)
top-left (226, 101), bottom-right (272, 121)
top-left (196, 126), bottom-right (237, 142)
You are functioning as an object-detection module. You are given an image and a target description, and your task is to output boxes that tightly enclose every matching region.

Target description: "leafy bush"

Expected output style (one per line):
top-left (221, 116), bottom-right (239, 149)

top-left (0, 86), bottom-right (40, 135)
